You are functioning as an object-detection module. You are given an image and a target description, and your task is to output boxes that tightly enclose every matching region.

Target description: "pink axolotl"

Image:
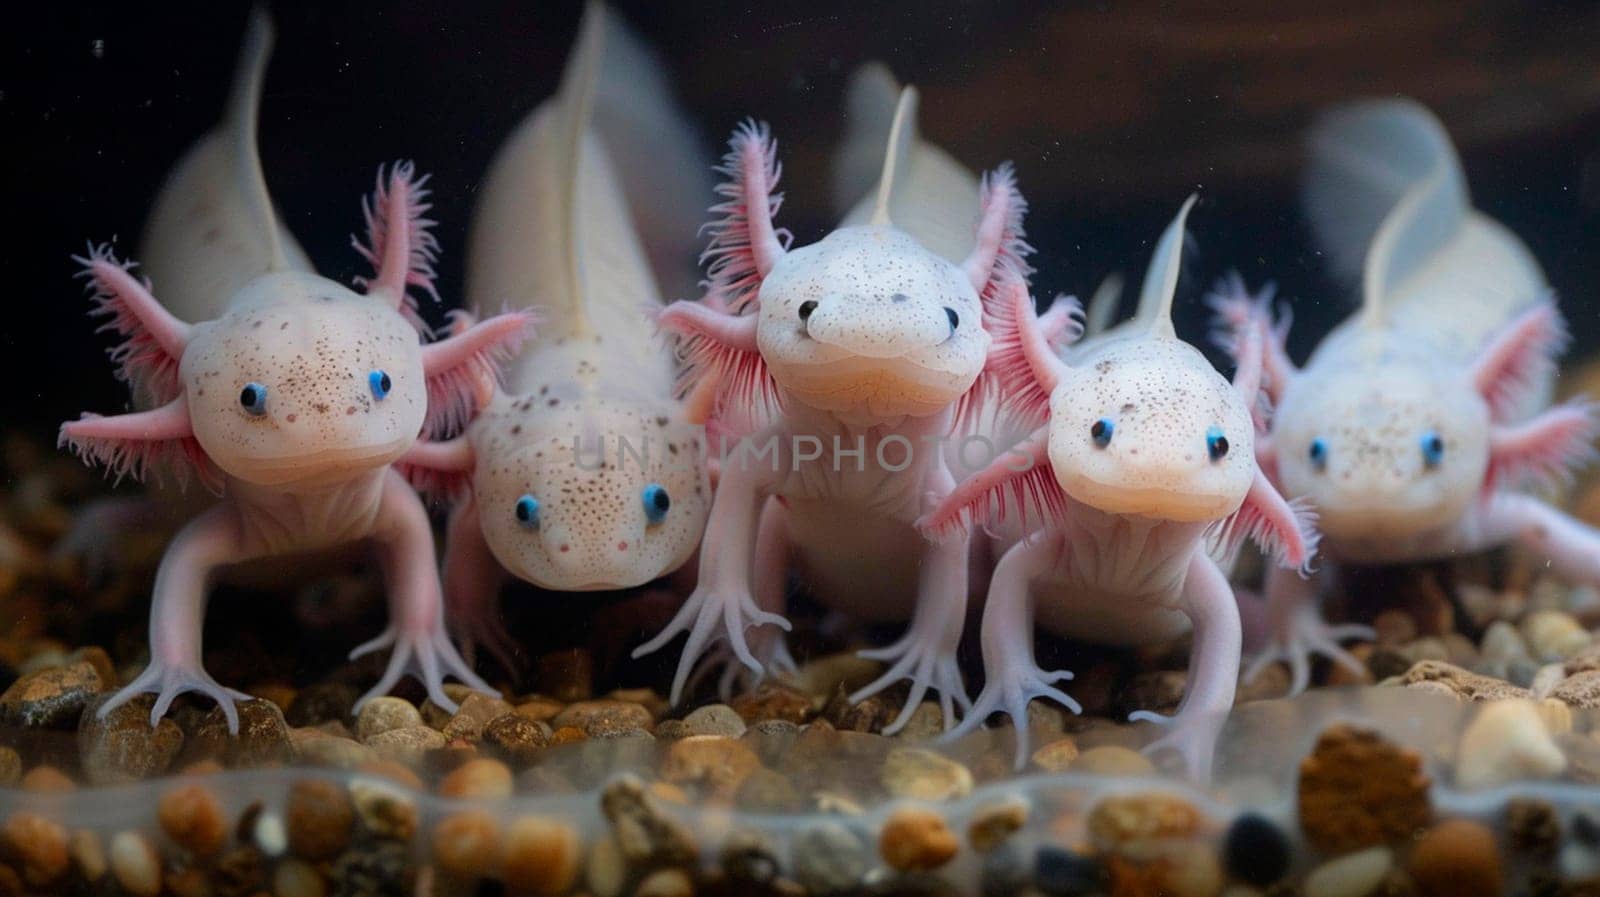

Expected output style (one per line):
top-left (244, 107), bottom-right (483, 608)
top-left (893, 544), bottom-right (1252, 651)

top-left (398, 4), bottom-right (712, 670)
top-left (57, 11), bottom-right (533, 731)
top-left (924, 197), bottom-right (1319, 780)
top-left (1213, 99), bottom-right (1600, 693)
top-left (631, 86), bottom-right (1030, 727)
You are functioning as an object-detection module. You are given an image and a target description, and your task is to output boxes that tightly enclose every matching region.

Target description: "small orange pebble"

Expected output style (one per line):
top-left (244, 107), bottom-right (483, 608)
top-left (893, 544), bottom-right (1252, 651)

top-left (438, 758), bottom-right (513, 801)
top-left (880, 807), bottom-right (960, 872)
top-left (176, 759), bottom-right (224, 777)
top-left (514, 697), bottom-right (565, 723)
top-left (356, 759), bottom-right (424, 791)
top-left (432, 810), bottom-right (501, 879)
top-left (1, 812), bottom-right (69, 886)
top-left (19, 766), bottom-right (75, 793)
top-left (548, 726), bottom-right (587, 746)
top-left (157, 783), bottom-right (227, 858)
top-left (501, 816), bottom-right (581, 896)
top-left (285, 779), bottom-right (354, 862)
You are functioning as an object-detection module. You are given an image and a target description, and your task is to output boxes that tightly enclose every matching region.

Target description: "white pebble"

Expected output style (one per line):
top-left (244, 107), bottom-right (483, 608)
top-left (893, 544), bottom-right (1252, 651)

top-left (1303, 846), bottom-right (1393, 897)
top-left (1522, 610), bottom-right (1589, 662)
top-left (253, 809), bottom-right (287, 857)
top-left (1455, 699), bottom-right (1567, 789)
top-left (109, 831), bottom-right (161, 897)
top-left (1479, 621), bottom-right (1530, 664)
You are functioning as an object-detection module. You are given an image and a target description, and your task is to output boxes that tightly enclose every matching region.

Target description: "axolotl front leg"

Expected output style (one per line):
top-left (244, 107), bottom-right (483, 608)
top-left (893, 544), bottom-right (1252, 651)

top-left (349, 468), bottom-right (496, 712)
top-left (850, 458), bottom-right (975, 733)
top-left (633, 437), bottom-right (789, 704)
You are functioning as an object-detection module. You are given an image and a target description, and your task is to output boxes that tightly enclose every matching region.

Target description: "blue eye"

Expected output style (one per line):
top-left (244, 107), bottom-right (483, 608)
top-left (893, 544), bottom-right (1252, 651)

top-left (369, 369), bottom-right (392, 400)
top-left (1421, 431), bottom-right (1444, 469)
top-left (514, 495), bottom-right (540, 530)
top-left (239, 383), bottom-right (268, 416)
top-left (1091, 418), bottom-right (1114, 448)
top-left (642, 483), bottom-right (671, 525)
top-left (1308, 437), bottom-right (1328, 472)
top-left (1206, 426), bottom-right (1229, 462)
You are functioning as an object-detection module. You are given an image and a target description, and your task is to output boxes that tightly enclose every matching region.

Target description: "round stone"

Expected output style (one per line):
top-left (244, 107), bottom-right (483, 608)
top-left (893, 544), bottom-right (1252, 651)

top-left (501, 817), bottom-right (581, 895)
top-left (354, 697), bottom-right (421, 742)
top-left (1222, 812), bottom-right (1291, 886)
top-left (1408, 819), bottom-right (1502, 897)
top-left (880, 807), bottom-right (960, 871)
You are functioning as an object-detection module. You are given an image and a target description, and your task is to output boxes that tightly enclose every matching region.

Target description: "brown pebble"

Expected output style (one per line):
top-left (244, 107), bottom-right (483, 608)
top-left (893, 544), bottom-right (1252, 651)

top-left (365, 724), bottom-right (447, 765)
top-left (1031, 736), bottom-right (1080, 772)
top-left (1408, 819), bottom-right (1502, 897)
top-left (0, 659), bottom-right (108, 728)
top-left (443, 693), bottom-right (516, 741)
top-left (551, 699), bottom-right (654, 737)
top-left (108, 830), bottom-right (160, 896)
top-left (730, 685), bottom-right (814, 724)
top-left (1088, 792), bottom-right (1202, 848)
top-left (880, 807), bottom-right (959, 871)
top-left (439, 757), bottom-right (513, 800)
top-left (78, 693), bottom-right (184, 785)
top-left (968, 798), bottom-right (1028, 852)
top-left (499, 817), bottom-right (581, 895)
top-left (600, 774), bottom-right (697, 867)
top-left (188, 699), bottom-right (293, 767)
top-left (515, 696), bottom-right (566, 723)
top-left (661, 735), bottom-right (761, 797)
top-left (1, 812), bottom-right (68, 886)
top-left (273, 857), bottom-right (327, 897)
top-left (1071, 745), bottom-right (1155, 776)
top-left (1298, 724), bottom-right (1432, 853)
top-left (481, 713), bottom-right (550, 766)
top-left (157, 783), bottom-right (227, 858)
top-left (68, 829), bottom-right (105, 881)
top-left (349, 778), bottom-right (419, 841)
top-left (549, 724), bottom-right (588, 746)
top-left (354, 696), bottom-right (422, 742)
top-left (432, 810), bottom-right (501, 878)
top-left (19, 765), bottom-right (75, 792)
top-left (1398, 661), bottom-right (1531, 703)
top-left (213, 845), bottom-right (267, 894)
top-left (286, 779), bottom-right (354, 861)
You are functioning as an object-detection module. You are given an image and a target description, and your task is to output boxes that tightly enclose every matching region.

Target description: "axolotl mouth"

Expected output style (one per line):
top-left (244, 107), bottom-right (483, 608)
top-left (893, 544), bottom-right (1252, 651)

top-left (230, 437), bottom-right (414, 486)
top-left (1059, 474), bottom-right (1245, 524)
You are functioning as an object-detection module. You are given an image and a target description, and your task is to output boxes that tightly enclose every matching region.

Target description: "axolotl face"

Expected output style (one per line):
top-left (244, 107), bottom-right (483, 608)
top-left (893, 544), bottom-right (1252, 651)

top-left (181, 271), bottom-right (427, 487)
top-left (1272, 356), bottom-right (1489, 541)
top-left (470, 398), bottom-right (710, 590)
top-left (755, 226), bottom-right (989, 421)
top-left (1046, 339), bottom-right (1257, 523)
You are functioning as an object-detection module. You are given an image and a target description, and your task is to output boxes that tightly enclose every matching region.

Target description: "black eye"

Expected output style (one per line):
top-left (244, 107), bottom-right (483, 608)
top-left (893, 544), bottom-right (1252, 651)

top-left (1421, 431), bottom-right (1444, 469)
top-left (240, 383), bottom-right (268, 416)
top-left (944, 307), bottom-right (959, 333)
top-left (1091, 418), bottom-right (1113, 448)
top-left (798, 300), bottom-right (817, 321)
top-left (1206, 426), bottom-right (1229, 461)
top-left (1309, 438), bottom-right (1328, 472)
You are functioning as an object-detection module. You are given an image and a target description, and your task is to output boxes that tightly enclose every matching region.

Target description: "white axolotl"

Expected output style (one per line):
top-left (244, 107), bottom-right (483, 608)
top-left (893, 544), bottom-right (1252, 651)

top-left (632, 86), bottom-right (1031, 727)
top-left (1213, 99), bottom-right (1600, 693)
top-left (924, 197), bottom-right (1319, 780)
top-left (57, 12), bottom-right (533, 731)
top-left (398, 4), bottom-right (712, 670)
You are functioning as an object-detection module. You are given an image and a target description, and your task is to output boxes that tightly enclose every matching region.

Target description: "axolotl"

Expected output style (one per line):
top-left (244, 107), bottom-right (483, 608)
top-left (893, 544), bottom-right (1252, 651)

top-left (398, 4), bottom-right (712, 669)
top-left (632, 86), bottom-right (1031, 727)
top-left (57, 12), bottom-right (533, 730)
top-left (1213, 99), bottom-right (1600, 692)
top-left (925, 197), bottom-right (1318, 780)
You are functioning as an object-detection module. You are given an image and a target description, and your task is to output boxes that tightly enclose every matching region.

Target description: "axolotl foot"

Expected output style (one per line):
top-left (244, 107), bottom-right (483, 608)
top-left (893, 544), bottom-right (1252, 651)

top-left (350, 621), bottom-right (498, 714)
top-left (632, 585), bottom-right (792, 705)
top-left (1129, 706), bottom-right (1229, 785)
top-left (685, 628), bottom-right (800, 702)
top-left (99, 661), bottom-right (254, 734)
top-left (941, 657), bottom-right (1081, 768)
top-left (852, 633), bottom-right (973, 736)
top-left (1242, 600), bottom-right (1375, 696)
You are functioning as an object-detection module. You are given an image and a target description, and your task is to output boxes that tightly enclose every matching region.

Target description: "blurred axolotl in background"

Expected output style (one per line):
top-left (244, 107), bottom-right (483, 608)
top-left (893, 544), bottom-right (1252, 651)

top-left (924, 197), bottom-right (1319, 781)
top-left (1213, 99), bottom-right (1600, 694)
top-left (57, 11), bottom-right (534, 731)
top-left (399, 4), bottom-right (713, 670)
top-left (632, 81), bottom-right (1032, 729)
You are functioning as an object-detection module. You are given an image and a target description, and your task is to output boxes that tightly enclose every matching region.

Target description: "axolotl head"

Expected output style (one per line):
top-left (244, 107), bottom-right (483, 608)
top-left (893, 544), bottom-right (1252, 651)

top-left (1047, 338), bottom-right (1258, 523)
top-left (756, 225), bottom-right (989, 420)
top-left (469, 397), bottom-right (710, 590)
top-left (1272, 348), bottom-right (1490, 541)
top-left (181, 270), bottom-right (428, 487)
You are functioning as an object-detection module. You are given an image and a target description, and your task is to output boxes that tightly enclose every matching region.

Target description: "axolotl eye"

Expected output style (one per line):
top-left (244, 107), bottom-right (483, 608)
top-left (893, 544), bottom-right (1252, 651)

top-left (642, 483), bottom-right (671, 526)
top-left (1090, 418), bottom-right (1114, 448)
top-left (239, 382), bottom-right (268, 417)
top-left (514, 494), bottom-right (540, 530)
top-left (369, 370), bottom-right (392, 400)
top-left (1420, 430), bottom-right (1445, 469)
top-left (1206, 426), bottom-right (1229, 462)
top-left (1308, 437), bottom-right (1328, 472)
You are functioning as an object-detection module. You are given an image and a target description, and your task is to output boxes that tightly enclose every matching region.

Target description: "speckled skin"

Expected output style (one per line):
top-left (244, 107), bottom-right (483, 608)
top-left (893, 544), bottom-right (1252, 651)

top-left (926, 199), bottom-right (1318, 782)
top-left (633, 86), bottom-right (1029, 728)
top-left (396, 8), bottom-right (712, 670)
top-left (56, 13), bottom-right (531, 731)
top-left (1216, 100), bottom-right (1600, 694)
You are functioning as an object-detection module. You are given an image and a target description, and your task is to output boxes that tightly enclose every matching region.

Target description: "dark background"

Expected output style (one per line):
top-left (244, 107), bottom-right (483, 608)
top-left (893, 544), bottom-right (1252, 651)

top-left (5, 1), bottom-right (1600, 431)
